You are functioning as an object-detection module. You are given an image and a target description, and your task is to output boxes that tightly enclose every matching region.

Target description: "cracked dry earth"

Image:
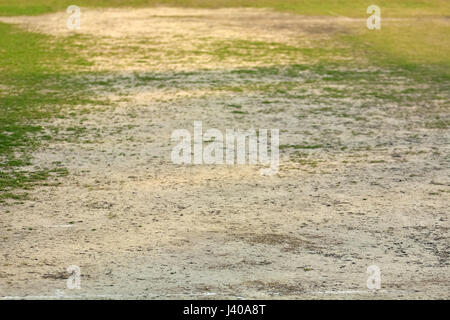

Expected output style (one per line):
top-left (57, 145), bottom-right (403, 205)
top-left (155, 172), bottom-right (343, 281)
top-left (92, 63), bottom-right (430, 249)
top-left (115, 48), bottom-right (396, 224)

top-left (0, 8), bottom-right (449, 299)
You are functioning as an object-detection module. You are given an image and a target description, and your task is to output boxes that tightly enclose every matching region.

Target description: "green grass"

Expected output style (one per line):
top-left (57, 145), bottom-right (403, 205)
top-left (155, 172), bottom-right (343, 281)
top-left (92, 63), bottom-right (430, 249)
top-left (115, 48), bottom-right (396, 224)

top-left (0, 167), bottom-right (68, 202)
top-left (0, 22), bottom-right (104, 201)
top-left (340, 19), bottom-right (450, 80)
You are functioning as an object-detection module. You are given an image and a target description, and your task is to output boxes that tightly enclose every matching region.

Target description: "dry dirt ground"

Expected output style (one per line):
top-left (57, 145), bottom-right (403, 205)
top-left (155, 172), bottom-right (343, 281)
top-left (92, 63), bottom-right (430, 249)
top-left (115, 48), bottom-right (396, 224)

top-left (0, 8), bottom-right (449, 299)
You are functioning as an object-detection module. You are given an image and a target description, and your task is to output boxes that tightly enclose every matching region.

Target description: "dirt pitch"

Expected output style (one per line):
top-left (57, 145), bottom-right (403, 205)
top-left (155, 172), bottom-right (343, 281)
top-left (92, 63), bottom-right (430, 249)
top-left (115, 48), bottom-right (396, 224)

top-left (0, 8), bottom-right (448, 299)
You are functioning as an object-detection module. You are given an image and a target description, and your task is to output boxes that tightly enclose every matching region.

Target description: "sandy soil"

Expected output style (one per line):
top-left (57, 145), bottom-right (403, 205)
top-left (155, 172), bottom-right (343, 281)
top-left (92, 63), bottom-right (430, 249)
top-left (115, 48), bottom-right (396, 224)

top-left (0, 8), bottom-right (449, 299)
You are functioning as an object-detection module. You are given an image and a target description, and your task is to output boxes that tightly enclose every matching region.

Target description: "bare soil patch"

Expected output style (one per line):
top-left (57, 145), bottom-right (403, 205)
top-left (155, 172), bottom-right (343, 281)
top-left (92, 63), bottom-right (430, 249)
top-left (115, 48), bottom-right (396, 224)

top-left (0, 8), bottom-right (448, 299)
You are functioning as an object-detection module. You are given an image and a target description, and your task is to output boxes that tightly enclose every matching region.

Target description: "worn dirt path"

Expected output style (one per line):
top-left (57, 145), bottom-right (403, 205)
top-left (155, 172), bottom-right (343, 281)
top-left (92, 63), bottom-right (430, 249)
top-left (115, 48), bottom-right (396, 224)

top-left (0, 8), bottom-right (448, 299)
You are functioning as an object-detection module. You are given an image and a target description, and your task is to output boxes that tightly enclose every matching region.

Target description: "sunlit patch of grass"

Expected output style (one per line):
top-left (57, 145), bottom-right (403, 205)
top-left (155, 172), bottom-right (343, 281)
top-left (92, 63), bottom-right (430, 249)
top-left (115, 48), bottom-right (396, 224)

top-left (341, 20), bottom-right (450, 80)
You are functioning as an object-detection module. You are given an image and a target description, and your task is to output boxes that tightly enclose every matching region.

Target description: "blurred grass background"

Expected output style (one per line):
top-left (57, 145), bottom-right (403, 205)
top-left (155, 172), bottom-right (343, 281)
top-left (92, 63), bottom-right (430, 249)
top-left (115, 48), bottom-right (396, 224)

top-left (0, 0), bottom-right (449, 17)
